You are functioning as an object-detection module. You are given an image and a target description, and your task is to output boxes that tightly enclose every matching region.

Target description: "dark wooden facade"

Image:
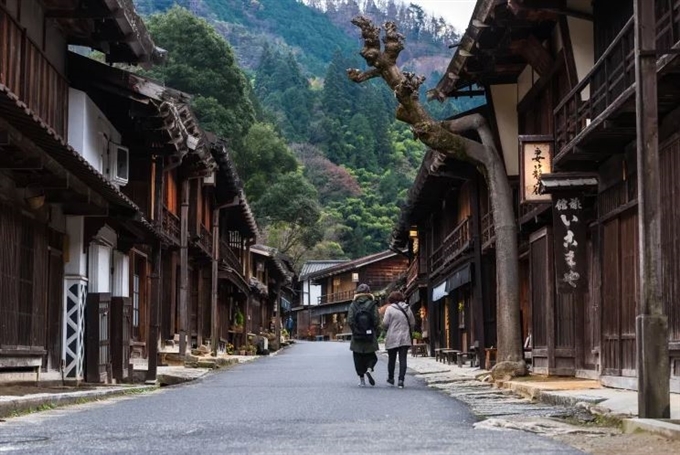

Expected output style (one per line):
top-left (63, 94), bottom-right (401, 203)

top-left (431, 0), bottom-right (680, 390)
top-left (0, 0), bottom-right (157, 381)
top-left (392, 149), bottom-right (493, 356)
top-left (300, 251), bottom-right (408, 340)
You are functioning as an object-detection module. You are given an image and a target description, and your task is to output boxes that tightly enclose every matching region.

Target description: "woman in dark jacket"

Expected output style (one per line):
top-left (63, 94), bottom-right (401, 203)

top-left (347, 283), bottom-right (380, 386)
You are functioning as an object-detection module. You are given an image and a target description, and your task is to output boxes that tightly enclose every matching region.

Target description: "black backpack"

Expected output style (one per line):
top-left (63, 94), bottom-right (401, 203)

top-left (352, 305), bottom-right (375, 341)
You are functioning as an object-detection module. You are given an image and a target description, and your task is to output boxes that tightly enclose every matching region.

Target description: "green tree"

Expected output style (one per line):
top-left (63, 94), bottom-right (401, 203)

top-left (144, 6), bottom-right (256, 151)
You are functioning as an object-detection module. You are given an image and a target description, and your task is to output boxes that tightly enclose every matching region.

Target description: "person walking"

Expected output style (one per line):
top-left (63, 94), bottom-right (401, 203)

top-left (347, 283), bottom-right (379, 387)
top-left (382, 291), bottom-right (415, 389)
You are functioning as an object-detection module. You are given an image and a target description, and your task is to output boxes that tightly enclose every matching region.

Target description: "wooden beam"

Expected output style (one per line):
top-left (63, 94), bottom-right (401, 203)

top-left (510, 35), bottom-right (554, 77)
top-left (0, 157), bottom-right (43, 170)
top-left (62, 203), bottom-right (109, 216)
top-left (46, 8), bottom-right (124, 19)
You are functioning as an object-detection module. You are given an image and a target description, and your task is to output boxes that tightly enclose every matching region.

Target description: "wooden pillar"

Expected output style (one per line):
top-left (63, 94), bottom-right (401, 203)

top-left (146, 155), bottom-right (164, 383)
top-left (211, 208), bottom-right (219, 356)
top-left (634, 0), bottom-right (670, 418)
top-left (275, 282), bottom-right (282, 350)
top-left (179, 178), bottom-right (189, 357)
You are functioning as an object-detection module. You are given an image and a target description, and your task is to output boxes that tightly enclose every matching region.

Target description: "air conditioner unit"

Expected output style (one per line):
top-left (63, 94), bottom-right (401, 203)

top-left (107, 142), bottom-right (129, 186)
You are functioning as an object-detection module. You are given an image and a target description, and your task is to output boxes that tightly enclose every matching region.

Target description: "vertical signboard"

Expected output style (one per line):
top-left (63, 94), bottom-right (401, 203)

top-left (552, 193), bottom-right (587, 293)
top-left (519, 136), bottom-right (553, 204)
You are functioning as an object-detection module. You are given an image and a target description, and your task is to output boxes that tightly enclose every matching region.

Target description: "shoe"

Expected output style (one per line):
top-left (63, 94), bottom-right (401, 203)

top-left (365, 371), bottom-right (375, 386)
top-left (398, 380), bottom-right (404, 389)
top-left (359, 377), bottom-right (366, 387)
top-left (387, 378), bottom-right (394, 386)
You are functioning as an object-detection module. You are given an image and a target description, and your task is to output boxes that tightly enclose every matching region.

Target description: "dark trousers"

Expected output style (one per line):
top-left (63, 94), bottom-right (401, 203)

top-left (353, 352), bottom-right (378, 377)
top-left (387, 346), bottom-right (410, 381)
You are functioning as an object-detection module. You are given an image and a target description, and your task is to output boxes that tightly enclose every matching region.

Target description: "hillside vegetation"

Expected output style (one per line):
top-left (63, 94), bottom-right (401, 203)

top-left (133, 0), bottom-right (483, 267)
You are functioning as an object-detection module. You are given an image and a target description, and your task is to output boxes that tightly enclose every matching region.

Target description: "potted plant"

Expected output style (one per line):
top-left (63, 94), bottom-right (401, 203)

top-left (412, 331), bottom-right (423, 344)
top-left (238, 345), bottom-right (247, 356)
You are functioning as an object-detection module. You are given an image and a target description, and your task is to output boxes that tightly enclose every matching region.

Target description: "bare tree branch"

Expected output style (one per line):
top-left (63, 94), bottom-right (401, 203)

top-left (348, 16), bottom-right (525, 378)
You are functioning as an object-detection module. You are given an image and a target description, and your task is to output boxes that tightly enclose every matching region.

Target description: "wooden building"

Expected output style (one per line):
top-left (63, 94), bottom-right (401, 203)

top-left (391, 147), bottom-right (494, 357)
top-left (0, 0), bottom-right (279, 383)
top-left (0, 0), bottom-right (160, 382)
top-left (426, 0), bottom-right (680, 391)
top-left (297, 251), bottom-right (408, 340)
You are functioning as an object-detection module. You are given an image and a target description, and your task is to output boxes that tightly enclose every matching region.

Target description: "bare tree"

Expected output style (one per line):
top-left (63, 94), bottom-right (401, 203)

top-left (348, 17), bottom-right (526, 378)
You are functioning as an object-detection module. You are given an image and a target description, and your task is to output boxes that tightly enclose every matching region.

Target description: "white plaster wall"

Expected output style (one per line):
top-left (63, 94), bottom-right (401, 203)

top-left (568, 17), bottom-right (595, 100)
top-left (65, 217), bottom-right (87, 277)
top-left (68, 89), bottom-right (122, 175)
top-left (302, 280), bottom-right (322, 306)
top-left (88, 243), bottom-right (112, 293)
top-left (112, 251), bottom-right (130, 298)
top-left (489, 84), bottom-right (520, 176)
top-left (517, 65), bottom-right (538, 102)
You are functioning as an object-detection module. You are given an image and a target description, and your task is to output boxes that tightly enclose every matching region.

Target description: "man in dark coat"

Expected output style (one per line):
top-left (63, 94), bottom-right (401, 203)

top-left (347, 283), bottom-right (380, 386)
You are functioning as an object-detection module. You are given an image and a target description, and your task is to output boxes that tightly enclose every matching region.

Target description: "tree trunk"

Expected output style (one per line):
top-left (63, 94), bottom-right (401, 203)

top-left (348, 17), bottom-right (525, 377)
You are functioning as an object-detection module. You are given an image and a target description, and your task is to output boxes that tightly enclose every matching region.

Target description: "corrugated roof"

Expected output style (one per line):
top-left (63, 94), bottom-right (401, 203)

top-left (299, 260), bottom-right (350, 279)
top-left (306, 251), bottom-right (398, 280)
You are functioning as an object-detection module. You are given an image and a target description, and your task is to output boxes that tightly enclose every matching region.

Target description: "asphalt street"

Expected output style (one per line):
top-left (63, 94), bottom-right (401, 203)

top-left (0, 342), bottom-right (583, 454)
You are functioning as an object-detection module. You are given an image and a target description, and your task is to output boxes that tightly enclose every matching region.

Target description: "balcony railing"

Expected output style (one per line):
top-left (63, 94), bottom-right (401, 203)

top-left (161, 206), bottom-right (180, 244)
top-left (219, 240), bottom-right (243, 274)
top-left (554, 1), bottom-right (680, 157)
top-left (406, 258), bottom-right (419, 288)
top-left (430, 217), bottom-right (472, 274)
top-left (481, 211), bottom-right (495, 248)
top-left (199, 225), bottom-right (213, 256)
top-left (318, 290), bottom-right (355, 305)
top-left (554, 17), bottom-right (635, 155)
top-left (0, 9), bottom-right (68, 138)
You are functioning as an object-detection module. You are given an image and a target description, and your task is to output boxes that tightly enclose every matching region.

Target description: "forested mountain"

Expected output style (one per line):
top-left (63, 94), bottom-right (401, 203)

top-left (133, 1), bottom-right (483, 267)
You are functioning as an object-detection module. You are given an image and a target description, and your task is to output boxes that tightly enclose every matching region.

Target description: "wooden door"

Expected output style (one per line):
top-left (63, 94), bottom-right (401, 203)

top-left (601, 210), bottom-right (638, 377)
top-left (530, 228), bottom-right (554, 374)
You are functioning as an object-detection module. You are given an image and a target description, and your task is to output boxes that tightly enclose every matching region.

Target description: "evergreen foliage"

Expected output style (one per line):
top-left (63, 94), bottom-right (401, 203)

top-left (134, 0), bottom-right (485, 266)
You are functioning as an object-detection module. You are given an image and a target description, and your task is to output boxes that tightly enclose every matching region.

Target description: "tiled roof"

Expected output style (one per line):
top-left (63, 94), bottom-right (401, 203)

top-left (305, 251), bottom-right (398, 280)
top-left (299, 260), bottom-right (350, 280)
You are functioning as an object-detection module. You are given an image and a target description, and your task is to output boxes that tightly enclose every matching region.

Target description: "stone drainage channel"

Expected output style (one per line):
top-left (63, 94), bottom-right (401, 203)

top-left (413, 369), bottom-right (616, 438)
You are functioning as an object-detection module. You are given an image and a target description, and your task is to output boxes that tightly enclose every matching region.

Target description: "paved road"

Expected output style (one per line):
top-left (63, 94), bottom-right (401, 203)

top-left (0, 342), bottom-right (583, 454)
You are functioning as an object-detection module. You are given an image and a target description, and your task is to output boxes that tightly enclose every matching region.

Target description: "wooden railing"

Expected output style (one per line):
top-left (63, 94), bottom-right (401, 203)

top-left (0, 9), bottom-right (68, 138)
top-left (318, 281), bottom-right (394, 305)
top-left (406, 258), bottom-right (419, 288)
top-left (481, 211), bottom-right (495, 248)
top-left (199, 225), bottom-right (213, 256)
top-left (161, 206), bottom-right (180, 243)
top-left (219, 239), bottom-right (243, 273)
top-left (430, 217), bottom-right (472, 273)
top-left (554, 17), bottom-right (635, 154)
top-left (554, 1), bottom-right (680, 155)
top-left (318, 289), bottom-right (354, 305)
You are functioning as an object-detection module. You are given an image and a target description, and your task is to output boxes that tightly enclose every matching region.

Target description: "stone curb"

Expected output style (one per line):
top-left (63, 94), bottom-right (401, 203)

top-left (0, 385), bottom-right (156, 419)
top-left (494, 380), bottom-right (631, 424)
top-left (623, 418), bottom-right (680, 440)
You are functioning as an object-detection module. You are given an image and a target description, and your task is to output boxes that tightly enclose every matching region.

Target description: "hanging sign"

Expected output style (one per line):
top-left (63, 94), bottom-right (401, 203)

top-left (519, 136), bottom-right (553, 203)
top-left (552, 193), bottom-right (587, 293)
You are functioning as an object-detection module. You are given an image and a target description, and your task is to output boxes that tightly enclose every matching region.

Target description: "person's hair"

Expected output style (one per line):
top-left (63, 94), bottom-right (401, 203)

top-left (388, 291), bottom-right (405, 303)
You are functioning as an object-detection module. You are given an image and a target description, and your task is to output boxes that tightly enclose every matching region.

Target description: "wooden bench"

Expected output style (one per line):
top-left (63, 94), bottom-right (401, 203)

top-left (441, 349), bottom-right (460, 365)
top-left (434, 348), bottom-right (447, 363)
top-left (456, 351), bottom-right (476, 368)
top-left (335, 333), bottom-right (352, 341)
top-left (410, 344), bottom-right (428, 357)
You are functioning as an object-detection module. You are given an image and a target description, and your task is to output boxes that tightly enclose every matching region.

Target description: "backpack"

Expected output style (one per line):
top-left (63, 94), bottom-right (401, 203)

top-left (352, 304), bottom-right (375, 341)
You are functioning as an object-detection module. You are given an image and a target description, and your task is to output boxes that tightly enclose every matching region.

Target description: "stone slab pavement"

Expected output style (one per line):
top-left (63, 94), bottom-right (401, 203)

top-left (387, 348), bottom-right (680, 440)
